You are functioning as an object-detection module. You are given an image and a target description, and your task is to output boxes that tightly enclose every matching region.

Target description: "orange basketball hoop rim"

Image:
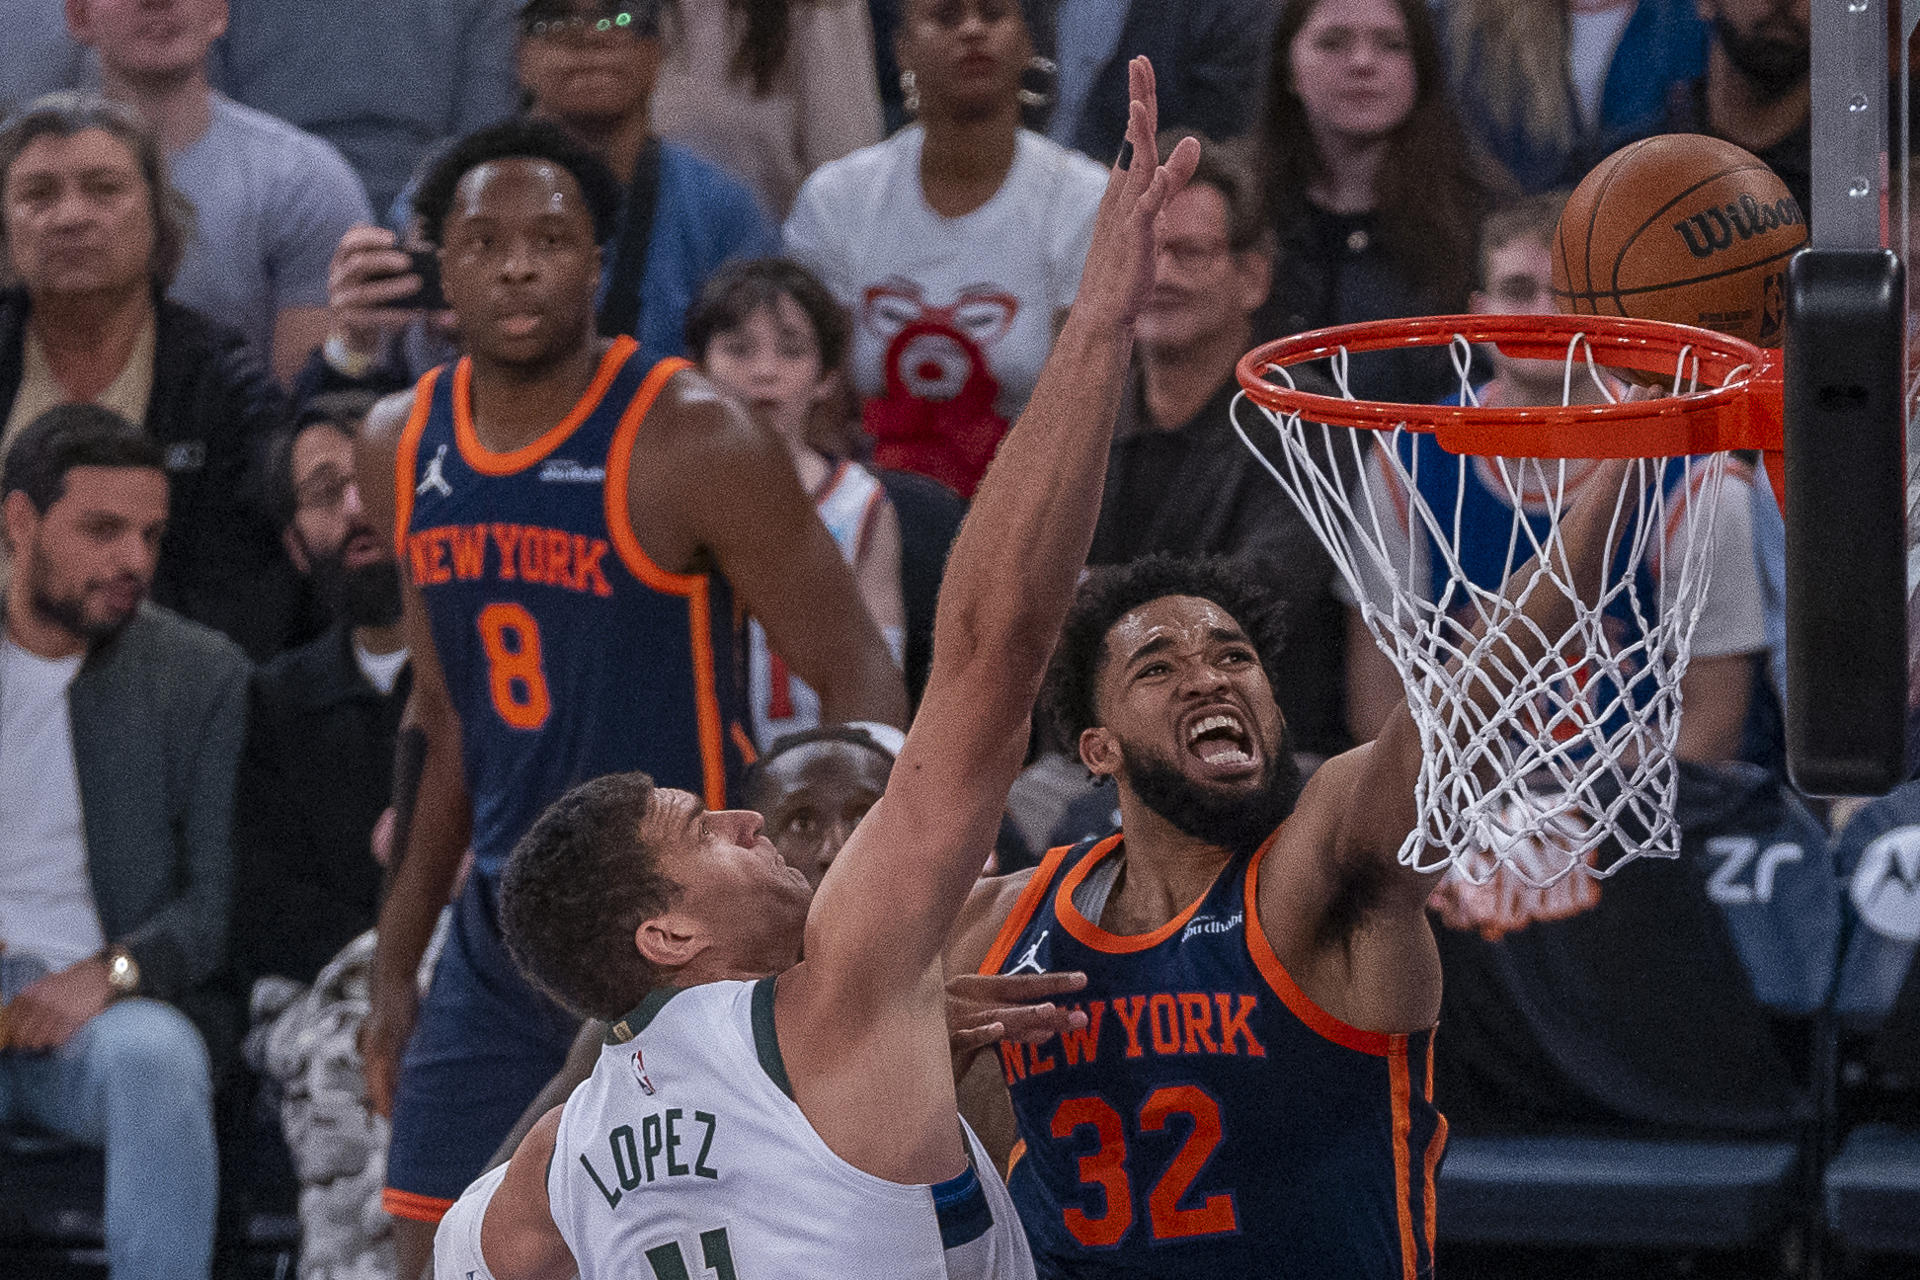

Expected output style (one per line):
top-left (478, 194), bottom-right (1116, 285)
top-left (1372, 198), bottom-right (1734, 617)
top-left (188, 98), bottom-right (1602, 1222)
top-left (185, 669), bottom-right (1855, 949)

top-left (1236, 314), bottom-right (1784, 501)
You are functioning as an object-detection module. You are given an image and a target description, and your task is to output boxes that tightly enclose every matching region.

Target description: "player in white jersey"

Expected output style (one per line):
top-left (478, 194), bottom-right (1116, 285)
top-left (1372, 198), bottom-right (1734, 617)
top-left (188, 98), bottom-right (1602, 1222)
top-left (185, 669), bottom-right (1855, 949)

top-left (431, 59), bottom-right (1200, 1280)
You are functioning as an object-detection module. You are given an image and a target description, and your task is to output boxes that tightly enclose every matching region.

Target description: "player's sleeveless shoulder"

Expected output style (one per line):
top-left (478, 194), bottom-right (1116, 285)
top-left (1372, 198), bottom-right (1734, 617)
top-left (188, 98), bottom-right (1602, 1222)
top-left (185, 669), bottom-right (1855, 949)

top-left (396, 338), bottom-right (752, 875)
top-left (545, 979), bottom-right (1035, 1280)
top-left (433, 1161), bottom-right (510, 1280)
top-left (982, 834), bottom-right (1447, 1279)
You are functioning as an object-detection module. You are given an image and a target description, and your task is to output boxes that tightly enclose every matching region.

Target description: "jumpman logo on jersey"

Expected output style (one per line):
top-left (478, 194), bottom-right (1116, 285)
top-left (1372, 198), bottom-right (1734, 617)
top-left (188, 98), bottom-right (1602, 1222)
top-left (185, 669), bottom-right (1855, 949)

top-left (417, 443), bottom-right (453, 498)
top-left (1006, 928), bottom-right (1050, 975)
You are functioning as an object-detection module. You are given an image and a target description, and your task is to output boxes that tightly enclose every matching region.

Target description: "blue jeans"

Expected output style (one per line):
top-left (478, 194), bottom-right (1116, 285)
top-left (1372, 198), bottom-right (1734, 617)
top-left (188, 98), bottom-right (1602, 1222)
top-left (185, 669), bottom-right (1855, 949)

top-left (0, 958), bottom-right (216, 1280)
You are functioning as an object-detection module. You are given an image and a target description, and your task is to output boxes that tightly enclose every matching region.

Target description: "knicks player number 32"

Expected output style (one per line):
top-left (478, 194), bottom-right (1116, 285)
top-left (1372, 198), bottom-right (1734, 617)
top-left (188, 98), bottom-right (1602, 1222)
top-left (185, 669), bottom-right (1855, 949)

top-left (477, 603), bottom-right (554, 730)
top-left (1052, 1084), bottom-right (1236, 1246)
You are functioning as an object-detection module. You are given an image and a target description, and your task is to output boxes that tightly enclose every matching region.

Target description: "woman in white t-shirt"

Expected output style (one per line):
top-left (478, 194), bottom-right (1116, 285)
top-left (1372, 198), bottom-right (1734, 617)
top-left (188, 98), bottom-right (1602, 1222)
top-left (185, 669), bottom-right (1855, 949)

top-left (782, 0), bottom-right (1108, 499)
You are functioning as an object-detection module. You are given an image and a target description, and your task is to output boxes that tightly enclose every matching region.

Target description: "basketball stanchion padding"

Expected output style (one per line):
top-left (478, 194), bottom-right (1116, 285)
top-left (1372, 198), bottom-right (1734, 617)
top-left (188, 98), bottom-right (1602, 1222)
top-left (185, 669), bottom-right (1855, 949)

top-left (1234, 314), bottom-right (1783, 887)
top-left (1781, 250), bottom-right (1907, 797)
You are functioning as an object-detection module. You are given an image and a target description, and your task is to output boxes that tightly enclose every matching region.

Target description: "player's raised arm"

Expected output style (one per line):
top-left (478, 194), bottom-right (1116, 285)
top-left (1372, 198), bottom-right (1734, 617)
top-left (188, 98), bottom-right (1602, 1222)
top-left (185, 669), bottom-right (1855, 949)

top-left (1325, 457), bottom-right (1640, 899)
top-left (645, 374), bottom-right (908, 730)
top-left (802, 60), bottom-right (1201, 996)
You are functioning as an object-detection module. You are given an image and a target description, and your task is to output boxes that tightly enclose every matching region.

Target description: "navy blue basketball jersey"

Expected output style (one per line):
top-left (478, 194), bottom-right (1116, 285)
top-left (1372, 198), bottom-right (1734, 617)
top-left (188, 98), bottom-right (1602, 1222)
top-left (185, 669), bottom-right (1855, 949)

top-left (981, 834), bottom-right (1446, 1279)
top-left (395, 337), bottom-right (749, 876)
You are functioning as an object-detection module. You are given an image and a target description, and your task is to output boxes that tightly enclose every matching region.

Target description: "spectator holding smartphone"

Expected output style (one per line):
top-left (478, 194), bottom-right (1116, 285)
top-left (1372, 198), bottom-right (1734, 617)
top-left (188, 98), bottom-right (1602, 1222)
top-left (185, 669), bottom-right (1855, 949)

top-left (294, 221), bottom-right (462, 409)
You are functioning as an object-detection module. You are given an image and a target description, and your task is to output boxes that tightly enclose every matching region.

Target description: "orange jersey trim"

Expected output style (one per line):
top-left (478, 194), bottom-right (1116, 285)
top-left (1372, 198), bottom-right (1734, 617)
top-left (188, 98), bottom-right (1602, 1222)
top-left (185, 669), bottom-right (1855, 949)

top-left (381, 1187), bottom-right (456, 1224)
top-left (1006, 1138), bottom-right (1028, 1179)
top-left (452, 336), bottom-right (638, 477)
top-left (1054, 834), bottom-right (1211, 955)
top-left (1389, 1042), bottom-right (1417, 1280)
top-left (730, 721), bottom-right (759, 766)
top-left (978, 844), bottom-right (1074, 975)
top-left (600, 356), bottom-right (724, 808)
top-left (391, 366), bottom-right (442, 558)
top-left (1241, 842), bottom-right (1399, 1058)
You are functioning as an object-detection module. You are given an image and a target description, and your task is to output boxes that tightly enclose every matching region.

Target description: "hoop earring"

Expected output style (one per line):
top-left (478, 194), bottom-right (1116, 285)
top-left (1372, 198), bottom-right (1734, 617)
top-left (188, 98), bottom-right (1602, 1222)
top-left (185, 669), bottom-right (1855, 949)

top-left (1018, 55), bottom-right (1057, 110)
top-left (900, 68), bottom-right (919, 116)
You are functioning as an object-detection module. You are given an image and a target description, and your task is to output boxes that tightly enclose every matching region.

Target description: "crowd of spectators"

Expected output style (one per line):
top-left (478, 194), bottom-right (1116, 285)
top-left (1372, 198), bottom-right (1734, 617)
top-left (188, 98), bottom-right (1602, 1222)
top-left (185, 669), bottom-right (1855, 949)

top-left (4, 0), bottom-right (1912, 1277)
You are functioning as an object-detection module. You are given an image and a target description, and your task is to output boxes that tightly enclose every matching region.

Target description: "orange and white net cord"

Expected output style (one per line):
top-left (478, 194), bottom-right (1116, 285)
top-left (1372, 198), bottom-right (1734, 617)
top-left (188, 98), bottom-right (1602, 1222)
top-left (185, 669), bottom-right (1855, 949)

top-left (1230, 332), bottom-right (1732, 886)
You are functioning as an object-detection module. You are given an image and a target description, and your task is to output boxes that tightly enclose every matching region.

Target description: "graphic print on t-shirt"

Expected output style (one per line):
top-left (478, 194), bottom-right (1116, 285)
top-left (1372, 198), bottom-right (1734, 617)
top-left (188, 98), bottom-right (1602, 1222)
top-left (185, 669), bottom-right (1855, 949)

top-left (860, 277), bottom-right (1015, 497)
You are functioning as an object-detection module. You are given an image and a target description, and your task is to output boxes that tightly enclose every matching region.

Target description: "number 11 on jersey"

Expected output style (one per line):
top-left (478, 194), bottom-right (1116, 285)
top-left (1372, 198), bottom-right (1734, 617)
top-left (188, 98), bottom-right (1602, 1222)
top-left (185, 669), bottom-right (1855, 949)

top-left (645, 1227), bottom-right (738, 1280)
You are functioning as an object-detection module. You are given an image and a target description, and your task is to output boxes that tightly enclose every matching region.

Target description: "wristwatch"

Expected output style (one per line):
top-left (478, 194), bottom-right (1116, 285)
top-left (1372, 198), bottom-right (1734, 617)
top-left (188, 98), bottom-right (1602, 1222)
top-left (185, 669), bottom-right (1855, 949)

top-left (104, 946), bottom-right (141, 999)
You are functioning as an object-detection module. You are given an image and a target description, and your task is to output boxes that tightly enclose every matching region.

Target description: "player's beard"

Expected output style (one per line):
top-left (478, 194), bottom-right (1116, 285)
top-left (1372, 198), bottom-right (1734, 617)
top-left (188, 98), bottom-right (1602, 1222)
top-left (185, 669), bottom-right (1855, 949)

top-left (1119, 733), bottom-right (1304, 859)
top-left (1713, 16), bottom-right (1808, 98)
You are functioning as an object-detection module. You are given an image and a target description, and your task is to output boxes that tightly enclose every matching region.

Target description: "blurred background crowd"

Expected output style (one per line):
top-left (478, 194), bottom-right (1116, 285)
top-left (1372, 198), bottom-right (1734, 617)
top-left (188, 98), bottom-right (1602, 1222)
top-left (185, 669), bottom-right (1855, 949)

top-left (0, 0), bottom-right (1916, 1276)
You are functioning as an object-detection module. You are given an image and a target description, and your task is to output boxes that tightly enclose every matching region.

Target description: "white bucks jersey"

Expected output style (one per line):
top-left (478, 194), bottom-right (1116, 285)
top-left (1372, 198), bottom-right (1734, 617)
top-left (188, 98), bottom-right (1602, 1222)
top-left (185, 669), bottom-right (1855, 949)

top-left (548, 978), bottom-right (1034, 1280)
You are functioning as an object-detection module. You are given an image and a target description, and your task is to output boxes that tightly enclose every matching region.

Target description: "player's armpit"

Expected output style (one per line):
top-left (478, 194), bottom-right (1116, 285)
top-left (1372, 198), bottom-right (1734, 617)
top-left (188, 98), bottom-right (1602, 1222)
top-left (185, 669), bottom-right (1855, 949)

top-left (473, 1108), bottom-right (574, 1280)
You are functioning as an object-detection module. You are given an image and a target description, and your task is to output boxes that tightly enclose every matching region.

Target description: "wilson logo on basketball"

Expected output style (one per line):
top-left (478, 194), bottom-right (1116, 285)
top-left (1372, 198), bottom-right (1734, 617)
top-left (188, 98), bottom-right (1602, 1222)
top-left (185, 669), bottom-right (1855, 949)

top-left (1671, 194), bottom-right (1803, 261)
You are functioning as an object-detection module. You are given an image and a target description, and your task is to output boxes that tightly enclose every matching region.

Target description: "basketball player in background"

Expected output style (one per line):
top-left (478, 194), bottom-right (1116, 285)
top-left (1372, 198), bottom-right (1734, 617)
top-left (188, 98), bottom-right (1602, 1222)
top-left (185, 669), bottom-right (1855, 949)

top-left (947, 518), bottom-right (1642, 1269)
top-left (430, 59), bottom-right (1201, 1280)
top-left (354, 118), bottom-right (906, 1280)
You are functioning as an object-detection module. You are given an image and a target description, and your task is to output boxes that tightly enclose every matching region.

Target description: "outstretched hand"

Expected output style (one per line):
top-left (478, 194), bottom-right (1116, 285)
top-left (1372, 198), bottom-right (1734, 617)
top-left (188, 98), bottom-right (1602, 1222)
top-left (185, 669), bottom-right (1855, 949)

top-left (1070, 57), bottom-right (1203, 334)
top-left (946, 970), bottom-right (1089, 1083)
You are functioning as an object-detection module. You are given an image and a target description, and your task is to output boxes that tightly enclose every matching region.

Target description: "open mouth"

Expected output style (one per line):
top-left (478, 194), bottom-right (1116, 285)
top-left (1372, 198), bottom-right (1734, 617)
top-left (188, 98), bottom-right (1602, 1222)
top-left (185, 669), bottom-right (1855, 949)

top-left (1186, 710), bottom-right (1258, 772)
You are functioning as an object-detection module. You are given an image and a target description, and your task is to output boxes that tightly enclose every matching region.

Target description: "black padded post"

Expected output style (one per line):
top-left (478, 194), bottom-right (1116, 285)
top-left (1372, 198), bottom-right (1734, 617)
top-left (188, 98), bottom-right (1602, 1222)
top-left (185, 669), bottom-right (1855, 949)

top-left (1782, 248), bottom-right (1908, 795)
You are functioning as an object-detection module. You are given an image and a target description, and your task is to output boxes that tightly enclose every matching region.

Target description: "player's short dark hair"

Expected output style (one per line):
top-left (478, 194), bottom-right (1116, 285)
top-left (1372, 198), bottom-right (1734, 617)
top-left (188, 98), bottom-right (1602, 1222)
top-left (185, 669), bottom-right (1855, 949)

top-left (263, 391), bottom-right (383, 532)
top-left (411, 118), bottom-right (623, 249)
top-left (1043, 554), bottom-right (1290, 749)
top-left (740, 724), bottom-right (896, 810)
top-left (684, 257), bottom-right (851, 376)
top-left (1, 404), bottom-right (165, 516)
top-left (500, 772), bottom-right (680, 1021)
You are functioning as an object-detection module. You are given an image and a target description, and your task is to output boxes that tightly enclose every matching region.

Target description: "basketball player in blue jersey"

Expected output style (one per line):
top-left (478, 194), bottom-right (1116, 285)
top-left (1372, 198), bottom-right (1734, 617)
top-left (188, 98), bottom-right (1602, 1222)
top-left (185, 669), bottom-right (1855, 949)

top-left (427, 59), bottom-right (1203, 1280)
top-left (352, 119), bottom-right (907, 1279)
top-left (947, 546), bottom-right (1642, 1269)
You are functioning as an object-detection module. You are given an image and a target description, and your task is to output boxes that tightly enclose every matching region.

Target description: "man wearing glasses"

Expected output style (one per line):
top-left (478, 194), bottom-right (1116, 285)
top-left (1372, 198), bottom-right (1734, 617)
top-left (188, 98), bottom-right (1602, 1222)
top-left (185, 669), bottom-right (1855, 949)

top-left (517, 0), bottom-right (777, 358)
top-left (231, 392), bottom-right (409, 1002)
top-left (1084, 133), bottom-right (1347, 763)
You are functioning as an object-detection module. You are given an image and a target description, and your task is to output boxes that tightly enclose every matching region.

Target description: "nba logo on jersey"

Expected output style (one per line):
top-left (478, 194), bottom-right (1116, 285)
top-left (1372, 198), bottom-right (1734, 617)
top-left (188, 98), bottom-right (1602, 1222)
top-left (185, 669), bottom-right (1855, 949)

top-left (631, 1048), bottom-right (656, 1096)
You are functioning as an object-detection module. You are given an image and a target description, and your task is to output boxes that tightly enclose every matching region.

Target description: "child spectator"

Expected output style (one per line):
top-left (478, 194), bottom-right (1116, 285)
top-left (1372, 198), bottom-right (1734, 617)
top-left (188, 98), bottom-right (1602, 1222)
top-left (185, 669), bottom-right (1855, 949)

top-left (651, 0), bottom-right (885, 217)
top-left (784, 0), bottom-right (1107, 498)
top-left (1252, 0), bottom-right (1509, 404)
top-left (687, 258), bottom-right (906, 749)
top-left (1342, 191), bottom-right (1777, 774)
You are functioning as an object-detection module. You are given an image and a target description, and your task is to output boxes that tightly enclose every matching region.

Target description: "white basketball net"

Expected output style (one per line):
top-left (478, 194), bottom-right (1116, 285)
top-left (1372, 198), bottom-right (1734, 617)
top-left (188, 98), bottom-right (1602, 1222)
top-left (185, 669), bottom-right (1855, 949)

top-left (1232, 334), bottom-right (1737, 887)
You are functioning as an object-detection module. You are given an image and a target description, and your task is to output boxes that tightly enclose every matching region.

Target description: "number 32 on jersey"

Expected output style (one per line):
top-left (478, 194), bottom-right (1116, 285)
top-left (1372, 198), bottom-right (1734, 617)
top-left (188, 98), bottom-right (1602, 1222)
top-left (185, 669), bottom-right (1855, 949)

top-left (1049, 1084), bottom-right (1237, 1247)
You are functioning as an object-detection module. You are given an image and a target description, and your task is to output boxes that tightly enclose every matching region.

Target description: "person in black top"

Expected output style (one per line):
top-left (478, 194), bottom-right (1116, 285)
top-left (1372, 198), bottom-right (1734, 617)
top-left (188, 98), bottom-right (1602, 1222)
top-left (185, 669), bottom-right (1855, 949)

top-left (231, 394), bottom-right (409, 993)
top-left (1251, 0), bottom-right (1508, 405)
top-left (1089, 134), bottom-right (1346, 758)
top-left (1664, 0), bottom-right (1811, 223)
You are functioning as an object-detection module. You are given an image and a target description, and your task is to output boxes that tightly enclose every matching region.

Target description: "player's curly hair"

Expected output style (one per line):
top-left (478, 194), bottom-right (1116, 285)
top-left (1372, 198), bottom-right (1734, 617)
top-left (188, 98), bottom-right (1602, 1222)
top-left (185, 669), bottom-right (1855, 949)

top-left (1043, 554), bottom-right (1290, 751)
top-left (500, 772), bottom-right (680, 1022)
top-left (412, 118), bottom-right (623, 249)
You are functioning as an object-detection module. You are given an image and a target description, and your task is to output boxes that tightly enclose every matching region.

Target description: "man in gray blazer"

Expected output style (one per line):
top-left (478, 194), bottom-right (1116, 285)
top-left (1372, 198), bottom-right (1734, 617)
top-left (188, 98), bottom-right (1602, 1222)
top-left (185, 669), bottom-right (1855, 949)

top-left (0, 404), bottom-right (250, 1280)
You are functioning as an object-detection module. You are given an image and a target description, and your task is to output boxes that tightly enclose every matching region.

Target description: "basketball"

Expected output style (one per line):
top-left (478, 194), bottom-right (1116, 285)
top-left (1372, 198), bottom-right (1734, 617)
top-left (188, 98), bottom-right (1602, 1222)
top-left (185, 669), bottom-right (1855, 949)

top-left (1551, 134), bottom-right (1806, 347)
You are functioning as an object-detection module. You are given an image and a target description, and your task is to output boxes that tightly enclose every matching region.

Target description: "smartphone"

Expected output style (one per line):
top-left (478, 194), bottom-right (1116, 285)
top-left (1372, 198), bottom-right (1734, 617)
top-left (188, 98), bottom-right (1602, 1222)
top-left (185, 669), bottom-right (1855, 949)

top-left (400, 247), bottom-right (446, 312)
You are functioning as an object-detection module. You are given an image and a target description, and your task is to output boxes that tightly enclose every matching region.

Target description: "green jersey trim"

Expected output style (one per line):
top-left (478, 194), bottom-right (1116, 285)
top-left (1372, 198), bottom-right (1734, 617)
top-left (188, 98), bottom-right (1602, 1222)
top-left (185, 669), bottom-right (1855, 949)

top-left (606, 986), bottom-right (683, 1044)
top-left (751, 976), bottom-right (795, 1100)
